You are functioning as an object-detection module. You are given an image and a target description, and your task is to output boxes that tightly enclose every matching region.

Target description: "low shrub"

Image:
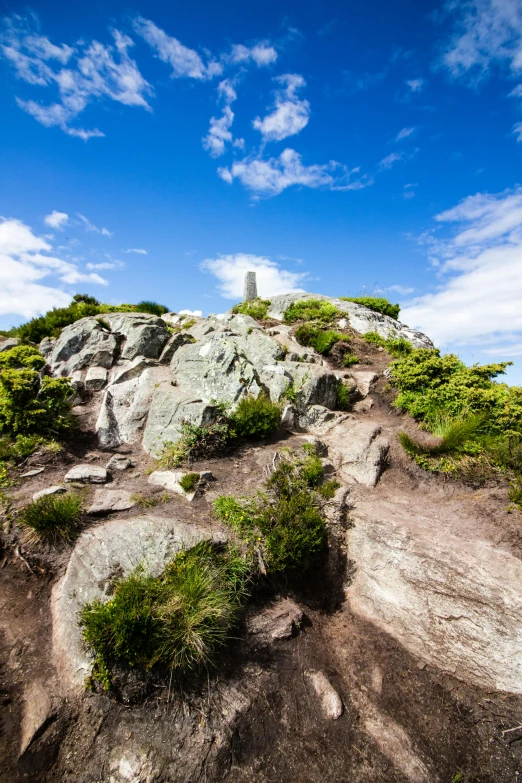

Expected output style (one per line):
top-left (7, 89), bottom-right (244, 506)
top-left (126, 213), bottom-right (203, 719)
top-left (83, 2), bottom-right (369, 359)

top-left (231, 298), bottom-right (271, 321)
top-left (179, 472), bottom-right (200, 492)
top-left (341, 296), bottom-right (400, 320)
top-left (214, 447), bottom-right (328, 574)
top-left (181, 319), bottom-right (196, 330)
top-left (230, 395), bottom-right (281, 439)
top-left (294, 323), bottom-right (348, 356)
top-left (79, 541), bottom-right (251, 687)
top-left (336, 381), bottom-right (353, 411)
top-left (364, 332), bottom-right (412, 358)
top-left (0, 345), bottom-right (74, 436)
top-left (283, 299), bottom-right (341, 324)
top-left (19, 492), bottom-right (83, 545)
top-left (343, 353), bottom-right (359, 367)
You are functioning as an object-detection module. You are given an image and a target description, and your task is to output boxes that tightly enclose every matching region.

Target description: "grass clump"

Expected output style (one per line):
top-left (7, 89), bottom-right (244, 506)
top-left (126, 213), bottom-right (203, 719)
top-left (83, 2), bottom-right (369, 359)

top-left (231, 298), bottom-right (271, 321)
top-left (343, 353), bottom-right (359, 367)
top-left (131, 491), bottom-right (171, 508)
top-left (230, 394), bottom-right (281, 439)
top-left (79, 541), bottom-right (251, 688)
top-left (364, 332), bottom-right (412, 358)
top-left (283, 299), bottom-right (341, 324)
top-left (19, 492), bottom-right (83, 546)
top-left (0, 345), bottom-right (73, 436)
top-left (341, 296), bottom-right (400, 320)
top-left (294, 323), bottom-right (348, 356)
top-left (179, 472), bottom-right (200, 492)
top-left (213, 447), bottom-right (328, 574)
top-left (136, 301), bottom-right (169, 317)
top-left (336, 381), bottom-right (353, 411)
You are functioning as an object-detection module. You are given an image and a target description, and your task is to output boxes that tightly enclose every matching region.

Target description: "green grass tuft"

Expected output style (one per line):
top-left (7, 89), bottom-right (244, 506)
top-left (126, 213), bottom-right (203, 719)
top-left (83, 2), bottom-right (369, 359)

top-left (135, 301), bottom-right (170, 316)
top-left (19, 492), bottom-right (83, 546)
top-left (343, 353), bottom-right (359, 367)
top-left (230, 394), bottom-right (281, 439)
top-left (179, 472), bottom-right (200, 492)
top-left (294, 323), bottom-right (348, 356)
top-left (79, 541), bottom-right (251, 686)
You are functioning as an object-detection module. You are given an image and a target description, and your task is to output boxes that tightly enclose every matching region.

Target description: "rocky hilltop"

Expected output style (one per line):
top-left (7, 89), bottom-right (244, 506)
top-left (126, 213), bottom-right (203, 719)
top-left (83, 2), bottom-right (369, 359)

top-left (1, 293), bottom-right (521, 783)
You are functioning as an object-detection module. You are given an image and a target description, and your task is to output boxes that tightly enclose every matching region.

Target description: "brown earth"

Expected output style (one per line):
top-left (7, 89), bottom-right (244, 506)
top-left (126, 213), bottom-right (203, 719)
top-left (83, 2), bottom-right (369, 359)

top-left (1, 338), bottom-right (522, 783)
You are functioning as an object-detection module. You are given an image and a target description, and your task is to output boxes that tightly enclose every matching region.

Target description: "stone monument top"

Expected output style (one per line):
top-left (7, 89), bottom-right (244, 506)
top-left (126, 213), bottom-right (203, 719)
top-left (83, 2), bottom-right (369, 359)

top-left (243, 271), bottom-right (258, 302)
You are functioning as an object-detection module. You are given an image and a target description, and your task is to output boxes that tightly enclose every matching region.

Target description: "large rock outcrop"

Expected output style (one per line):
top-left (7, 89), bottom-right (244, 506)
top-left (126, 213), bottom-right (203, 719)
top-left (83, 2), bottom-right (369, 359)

top-left (266, 293), bottom-right (434, 349)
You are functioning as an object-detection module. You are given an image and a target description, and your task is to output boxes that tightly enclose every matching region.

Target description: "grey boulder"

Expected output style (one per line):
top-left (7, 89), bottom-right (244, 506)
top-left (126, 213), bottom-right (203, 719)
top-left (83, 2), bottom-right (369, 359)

top-left (87, 489), bottom-right (136, 515)
top-left (64, 464), bottom-right (108, 484)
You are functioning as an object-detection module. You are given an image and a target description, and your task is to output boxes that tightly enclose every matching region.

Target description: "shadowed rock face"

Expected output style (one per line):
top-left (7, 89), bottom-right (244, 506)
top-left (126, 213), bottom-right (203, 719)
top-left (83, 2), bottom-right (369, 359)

top-left (347, 495), bottom-right (522, 693)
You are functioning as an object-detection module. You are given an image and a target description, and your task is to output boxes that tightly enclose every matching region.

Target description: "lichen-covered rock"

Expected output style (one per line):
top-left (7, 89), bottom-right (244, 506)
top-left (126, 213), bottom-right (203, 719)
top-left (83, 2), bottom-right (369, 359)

top-left (327, 421), bottom-right (389, 487)
top-left (0, 337), bottom-right (20, 353)
top-left (48, 317), bottom-right (119, 377)
top-left (85, 365), bottom-right (108, 391)
top-left (87, 489), bottom-right (136, 515)
top-left (51, 515), bottom-right (227, 691)
top-left (103, 312), bottom-right (170, 360)
top-left (266, 293), bottom-right (433, 349)
top-left (64, 464), bottom-right (108, 484)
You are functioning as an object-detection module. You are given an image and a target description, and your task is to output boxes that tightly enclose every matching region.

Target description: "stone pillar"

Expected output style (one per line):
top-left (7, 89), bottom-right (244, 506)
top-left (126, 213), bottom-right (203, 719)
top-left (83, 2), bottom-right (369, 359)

top-left (243, 271), bottom-right (258, 302)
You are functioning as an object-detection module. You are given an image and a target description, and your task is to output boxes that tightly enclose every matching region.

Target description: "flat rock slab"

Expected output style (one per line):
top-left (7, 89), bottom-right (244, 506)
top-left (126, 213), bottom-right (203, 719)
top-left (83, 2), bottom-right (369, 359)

top-left (52, 515), bottom-right (226, 692)
top-left (19, 680), bottom-right (55, 756)
top-left (348, 495), bottom-right (522, 694)
top-left (21, 468), bottom-right (44, 478)
top-left (106, 454), bottom-right (133, 471)
top-left (85, 365), bottom-right (108, 391)
top-left (148, 470), bottom-right (208, 501)
top-left (247, 599), bottom-right (304, 642)
top-left (327, 420), bottom-right (389, 487)
top-left (305, 670), bottom-right (343, 720)
top-left (64, 464), bottom-right (108, 484)
top-left (87, 489), bottom-right (136, 515)
top-left (32, 485), bottom-right (66, 502)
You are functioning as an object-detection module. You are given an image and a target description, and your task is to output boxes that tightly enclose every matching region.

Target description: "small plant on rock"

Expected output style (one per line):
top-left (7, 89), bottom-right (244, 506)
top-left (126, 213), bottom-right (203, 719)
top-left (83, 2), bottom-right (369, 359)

top-left (340, 296), bottom-right (400, 320)
top-left (283, 299), bottom-right (341, 324)
top-left (19, 492), bottom-right (84, 545)
top-left (343, 353), bottom-right (359, 367)
top-left (294, 323), bottom-right (348, 356)
top-left (136, 301), bottom-right (170, 316)
top-left (336, 381), bottom-right (353, 411)
top-left (179, 472), bottom-right (200, 492)
top-left (231, 299), bottom-right (271, 321)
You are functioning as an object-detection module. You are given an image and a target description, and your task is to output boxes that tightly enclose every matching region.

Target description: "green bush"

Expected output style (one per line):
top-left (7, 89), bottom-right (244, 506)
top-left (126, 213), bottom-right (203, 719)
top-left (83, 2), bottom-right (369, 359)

top-left (79, 541), bottom-right (251, 687)
top-left (283, 299), bottom-right (341, 324)
top-left (336, 381), bottom-right (353, 410)
top-left (398, 413), bottom-right (486, 457)
top-left (231, 298), bottom-right (271, 320)
top-left (294, 323), bottom-right (347, 356)
top-left (343, 353), bottom-right (359, 367)
top-left (341, 297), bottom-right (400, 320)
top-left (214, 448), bottom-right (328, 573)
top-left (19, 492), bottom-right (83, 545)
top-left (0, 346), bottom-right (73, 436)
top-left (364, 332), bottom-right (412, 358)
top-left (230, 395), bottom-right (281, 439)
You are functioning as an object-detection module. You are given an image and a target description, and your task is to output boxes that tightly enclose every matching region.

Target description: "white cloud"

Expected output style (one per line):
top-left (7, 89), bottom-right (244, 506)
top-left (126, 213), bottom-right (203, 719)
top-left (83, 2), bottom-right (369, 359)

top-left (202, 79), bottom-right (237, 157)
top-left (441, 0), bottom-right (522, 81)
top-left (77, 213), bottom-right (113, 236)
top-left (405, 78), bottom-right (425, 92)
top-left (513, 121), bottom-right (522, 141)
top-left (200, 253), bottom-right (307, 298)
top-left (396, 126), bottom-right (415, 141)
top-left (44, 210), bottom-right (68, 229)
top-left (0, 216), bottom-right (107, 318)
top-left (123, 247), bottom-right (147, 254)
top-left (401, 188), bottom-right (522, 356)
top-left (218, 148), bottom-right (373, 197)
top-left (132, 16), bottom-right (221, 79)
top-left (229, 42), bottom-right (277, 67)
top-left (1, 18), bottom-right (152, 139)
top-left (388, 284), bottom-right (414, 295)
top-left (253, 74), bottom-right (310, 142)
top-left (179, 308), bottom-right (203, 316)
top-left (379, 152), bottom-right (404, 169)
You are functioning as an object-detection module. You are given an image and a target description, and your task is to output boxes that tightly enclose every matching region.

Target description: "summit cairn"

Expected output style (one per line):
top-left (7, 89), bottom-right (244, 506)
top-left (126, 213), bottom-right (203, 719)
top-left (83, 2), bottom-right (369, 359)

top-left (243, 270), bottom-right (258, 302)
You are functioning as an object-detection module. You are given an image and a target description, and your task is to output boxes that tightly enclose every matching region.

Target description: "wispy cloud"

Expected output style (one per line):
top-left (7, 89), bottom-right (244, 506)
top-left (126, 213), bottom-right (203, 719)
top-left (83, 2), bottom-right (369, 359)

top-left (77, 213), bottom-right (112, 236)
top-left (218, 148), bottom-right (373, 197)
top-left (396, 126), bottom-right (415, 141)
top-left (405, 78), bottom-right (425, 93)
top-left (200, 253), bottom-right (307, 298)
top-left (227, 42), bottom-right (278, 67)
top-left (123, 247), bottom-right (147, 254)
top-left (379, 152), bottom-right (404, 169)
top-left (402, 187), bottom-right (522, 354)
top-left (253, 73), bottom-right (310, 142)
top-left (202, 79), bottom-right (237, 157)
top-left (132, 16), bottom-right (221, 79)
top-left (0, 216), bottom-right (107, 318)
top-left (1, 16), bottom-right (152, 139)
top-left (86, 259), bottom-right (124, 270)
top-left (44, 210), bottom-right (68, 229)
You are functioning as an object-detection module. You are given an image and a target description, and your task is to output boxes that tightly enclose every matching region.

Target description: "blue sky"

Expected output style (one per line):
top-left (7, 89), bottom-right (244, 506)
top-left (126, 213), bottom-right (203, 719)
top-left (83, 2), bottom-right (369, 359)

top-left (2, 0), bottom-right (522, 380)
